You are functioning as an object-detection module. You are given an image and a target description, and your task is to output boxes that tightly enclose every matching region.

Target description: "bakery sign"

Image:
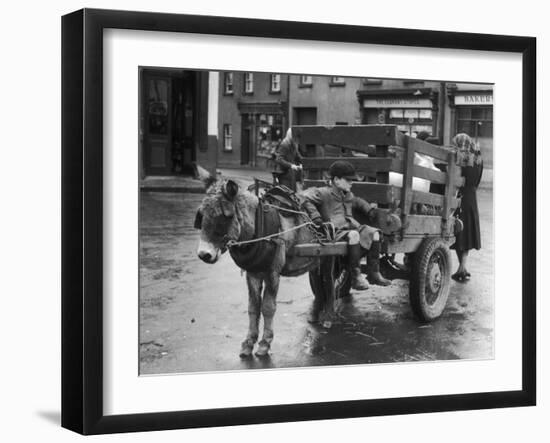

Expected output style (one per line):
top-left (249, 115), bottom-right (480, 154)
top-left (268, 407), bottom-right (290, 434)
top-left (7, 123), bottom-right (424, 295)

top-left (363, 98), bottom-right (432, 109)
top-left (454, 93), bottom-right (493, 106)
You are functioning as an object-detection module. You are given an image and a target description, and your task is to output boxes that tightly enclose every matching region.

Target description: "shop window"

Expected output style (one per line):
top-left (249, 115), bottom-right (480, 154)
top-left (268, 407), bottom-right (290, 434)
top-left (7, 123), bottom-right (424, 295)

top-left (243, 73), bottom-right (254, 94)
top-left (330, 76), bottom-right (345, 86)
top-left (457, 106), bottom-right (493, 140)
top-left (256, 114), bottom-right (283, 159)
top-left (404, 109), bottom-right (419, 119)
top-left (390, 109), bottom-right (404, 119)
top-left (419, 109), bottom-right (433, 119)
top-left (224, 72), bottom-right (234, 95)
top-left (299, 75), bottom-right (313, 87)
top-left (223, 124), bottom-right (233, 151)
top-left (270, 74), bottom-right (281, 93)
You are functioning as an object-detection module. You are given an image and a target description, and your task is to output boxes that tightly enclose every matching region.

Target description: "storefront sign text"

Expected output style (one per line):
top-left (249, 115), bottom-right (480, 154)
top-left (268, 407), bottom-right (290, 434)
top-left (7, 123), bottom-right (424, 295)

top-left (455, 94), bottom-right (493, 106)
top-left (363, 98), bottom-right (432, 109)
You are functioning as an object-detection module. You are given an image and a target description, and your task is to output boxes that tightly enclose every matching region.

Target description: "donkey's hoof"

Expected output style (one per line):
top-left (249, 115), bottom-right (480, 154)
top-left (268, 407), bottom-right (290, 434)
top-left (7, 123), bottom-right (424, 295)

top-left (239, 340), bottom-right (254, 359)
top-left (254, 340), bottom-right (271, 358)
top-left (321, 320), bottom-right (333, 329)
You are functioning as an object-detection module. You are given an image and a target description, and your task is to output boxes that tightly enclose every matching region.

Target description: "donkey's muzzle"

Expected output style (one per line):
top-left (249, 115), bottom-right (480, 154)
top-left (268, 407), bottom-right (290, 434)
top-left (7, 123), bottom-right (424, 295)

top-left (198, 251), bottom-right (216, 263)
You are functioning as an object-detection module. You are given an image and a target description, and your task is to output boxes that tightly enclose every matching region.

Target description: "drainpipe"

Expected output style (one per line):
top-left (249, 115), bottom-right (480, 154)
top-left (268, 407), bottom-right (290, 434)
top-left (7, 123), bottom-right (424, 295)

top-left (437, 82), bottom-right (446, 145)
top-left (286, 74), bottom-right (292, 131)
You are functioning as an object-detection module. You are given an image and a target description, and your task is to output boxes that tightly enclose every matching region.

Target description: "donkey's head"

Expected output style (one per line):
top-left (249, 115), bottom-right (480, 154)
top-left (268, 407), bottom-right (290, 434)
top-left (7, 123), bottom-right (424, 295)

top-left (195, 179), bottom-right (242, 264)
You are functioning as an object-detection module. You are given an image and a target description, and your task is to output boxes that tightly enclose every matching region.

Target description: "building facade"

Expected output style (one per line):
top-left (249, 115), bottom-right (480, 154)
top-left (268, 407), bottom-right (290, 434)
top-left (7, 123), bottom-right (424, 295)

top-left (358, 79), bottom-right (493, 167)
top-left (217, 73), bottom-right (494, 170)
top-left (218, 71), bottom-right (289, 167)
top-left (446, 83), bottom-right (494, 168)
top-left (138, 68), bottom-right (218, 178)
top-left (288, 75), bottom-right (363, 156)
top-left (357, 79), bottom-right (444, 140)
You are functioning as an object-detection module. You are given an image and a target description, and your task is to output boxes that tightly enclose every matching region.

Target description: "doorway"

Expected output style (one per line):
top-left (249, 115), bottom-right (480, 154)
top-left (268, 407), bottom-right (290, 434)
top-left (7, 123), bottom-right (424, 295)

top-left (140, 69), bottom-right (197, 176)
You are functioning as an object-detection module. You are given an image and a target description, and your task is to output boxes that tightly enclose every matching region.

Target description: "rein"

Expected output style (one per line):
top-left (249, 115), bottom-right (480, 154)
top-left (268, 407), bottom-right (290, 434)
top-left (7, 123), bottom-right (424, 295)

top-left (226, 202), bottom-right (324, 249)
top-left (226, 221), bottom-right (314, 248)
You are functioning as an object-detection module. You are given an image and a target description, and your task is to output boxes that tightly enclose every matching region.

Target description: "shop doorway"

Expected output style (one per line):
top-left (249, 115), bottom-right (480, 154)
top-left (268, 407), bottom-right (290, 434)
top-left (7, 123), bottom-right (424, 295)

top-left (140, 69), bottom-right (197, 176)
top-left (241, 118), bottom-right (252, 165)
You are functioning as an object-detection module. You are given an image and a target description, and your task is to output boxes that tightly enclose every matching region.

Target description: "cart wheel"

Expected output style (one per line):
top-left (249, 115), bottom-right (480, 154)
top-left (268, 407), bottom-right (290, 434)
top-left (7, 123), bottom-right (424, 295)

top-left (409, 238), bottom-right (452, 322)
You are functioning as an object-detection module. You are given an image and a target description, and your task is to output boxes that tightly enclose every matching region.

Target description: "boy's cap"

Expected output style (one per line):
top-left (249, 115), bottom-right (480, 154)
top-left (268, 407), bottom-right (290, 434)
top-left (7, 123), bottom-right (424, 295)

top-left (329, 160), bottom-right (358, 180)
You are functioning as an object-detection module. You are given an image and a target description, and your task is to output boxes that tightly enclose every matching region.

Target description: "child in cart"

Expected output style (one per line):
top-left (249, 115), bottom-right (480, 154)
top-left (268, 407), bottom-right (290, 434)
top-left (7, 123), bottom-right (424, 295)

top-left (301, 160), bottom-right (399, 290)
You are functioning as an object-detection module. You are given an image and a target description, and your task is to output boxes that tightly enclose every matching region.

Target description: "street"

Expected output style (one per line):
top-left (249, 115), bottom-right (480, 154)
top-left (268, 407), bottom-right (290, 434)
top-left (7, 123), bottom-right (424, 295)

top-left (139, 184), bottom-right (494, 375)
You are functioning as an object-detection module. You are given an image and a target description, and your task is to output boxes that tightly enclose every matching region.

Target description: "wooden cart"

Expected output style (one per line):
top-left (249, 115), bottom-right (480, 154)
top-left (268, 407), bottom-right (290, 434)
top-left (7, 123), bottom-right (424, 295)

top-left (290, 124), bottom-right (463, 322)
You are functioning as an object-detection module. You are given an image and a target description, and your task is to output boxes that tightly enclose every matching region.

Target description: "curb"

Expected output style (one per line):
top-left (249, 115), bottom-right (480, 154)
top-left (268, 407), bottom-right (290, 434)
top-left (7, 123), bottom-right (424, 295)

top-left (140, 186), bottom-right (205, 193)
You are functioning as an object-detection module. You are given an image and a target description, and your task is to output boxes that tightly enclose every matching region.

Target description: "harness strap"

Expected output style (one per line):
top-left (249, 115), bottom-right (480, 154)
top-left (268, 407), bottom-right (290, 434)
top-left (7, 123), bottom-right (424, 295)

top-left (227, 221), bottom-right (313, 248)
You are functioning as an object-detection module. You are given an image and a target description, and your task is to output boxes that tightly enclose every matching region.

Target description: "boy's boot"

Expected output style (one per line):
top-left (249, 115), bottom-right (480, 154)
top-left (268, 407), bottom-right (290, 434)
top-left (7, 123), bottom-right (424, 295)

top-left (349, 243), bottom-right (369, 290)
top-left (367, 241), bottom-right (391, 286)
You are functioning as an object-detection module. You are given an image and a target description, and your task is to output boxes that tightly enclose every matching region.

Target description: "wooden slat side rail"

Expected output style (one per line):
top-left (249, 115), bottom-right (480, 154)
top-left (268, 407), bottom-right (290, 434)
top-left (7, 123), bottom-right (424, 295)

top-left (409, 191), bottom-right (460, 213)
top-left (302, 180), bottom-right (398, 205)
top-left (396, 131), bottom-right (452, 162)
top-left (376, 145), bottom-right (390, 186)
top-left (402, 215), bottom-right (442, 235)
top-left (322, 144), bottom-right (377, 156)
top-left (400, 136), bottom-right (416, 215)
top-left (301, 157), bottom-right (401, 174)
top-left (291, 242), bottom-right (348, 257)
top-left (411, 190), bottom-right (445, 207)
top-left (302, 158), bottom-right (449, 185)
top-left (293, 125), bottom-right (399, 147)
top-left (412, 165), bottom-right (447, 184)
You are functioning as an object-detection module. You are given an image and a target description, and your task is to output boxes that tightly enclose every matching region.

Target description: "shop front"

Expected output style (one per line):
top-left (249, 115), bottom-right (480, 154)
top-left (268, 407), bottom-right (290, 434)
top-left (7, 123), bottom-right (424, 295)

top-left (449, 90), bottom-right (493, 167)
top-left (358, 89), bottom-right (437, 138)
top-left (237, 102), bottom-right (286, 166)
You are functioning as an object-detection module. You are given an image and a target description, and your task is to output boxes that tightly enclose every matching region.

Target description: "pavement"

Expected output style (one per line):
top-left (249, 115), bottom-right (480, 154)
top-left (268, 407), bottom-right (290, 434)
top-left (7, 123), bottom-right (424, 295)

top-left (139, 166), bottom-right (493, 192)
top-left (139, 167), bottom-right (275, 193)
top-left (139, 188), bottom-right (494, 374)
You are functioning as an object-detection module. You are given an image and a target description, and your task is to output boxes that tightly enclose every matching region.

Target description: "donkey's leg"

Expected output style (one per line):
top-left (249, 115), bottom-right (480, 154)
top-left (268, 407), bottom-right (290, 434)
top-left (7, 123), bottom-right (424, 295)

top-left (240, 273), bottom-right (262, 358)
top-left (255, 272), bottom-right (280, 357)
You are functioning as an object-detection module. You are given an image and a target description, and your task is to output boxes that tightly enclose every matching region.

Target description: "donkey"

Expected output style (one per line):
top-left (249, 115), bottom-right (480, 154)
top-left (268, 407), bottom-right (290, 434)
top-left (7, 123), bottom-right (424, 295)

top-left (195, 176), bottom-right (326, 358)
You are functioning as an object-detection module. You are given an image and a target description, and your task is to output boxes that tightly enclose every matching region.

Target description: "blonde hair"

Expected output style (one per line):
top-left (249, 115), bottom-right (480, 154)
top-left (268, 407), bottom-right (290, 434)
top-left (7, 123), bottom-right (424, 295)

top-left (283, 127), bottom-right (294, 143)
top-left (452, 133), bottom-right (482, 166)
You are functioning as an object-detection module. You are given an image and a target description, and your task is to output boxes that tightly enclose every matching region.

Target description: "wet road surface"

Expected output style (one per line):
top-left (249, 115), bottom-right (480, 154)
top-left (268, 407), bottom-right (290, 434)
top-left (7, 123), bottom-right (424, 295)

top-left (139, 188), bottom-right (494, 375)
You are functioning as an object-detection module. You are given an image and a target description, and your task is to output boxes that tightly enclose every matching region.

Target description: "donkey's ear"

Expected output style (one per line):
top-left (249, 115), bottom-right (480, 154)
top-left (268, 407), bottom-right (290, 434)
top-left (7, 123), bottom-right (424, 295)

top-left (193, 209), bottom-right (203, 229)
top-left (223, 180), bottom-right (239, 200)
top-left (195, 164), bottom-right (217, 190)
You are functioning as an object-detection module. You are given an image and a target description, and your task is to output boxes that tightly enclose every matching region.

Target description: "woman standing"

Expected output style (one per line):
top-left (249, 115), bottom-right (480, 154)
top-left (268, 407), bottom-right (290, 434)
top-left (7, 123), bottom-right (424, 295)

top-left (451, 133), bottom-right (483, 282)
top-left (273, 128), bottom-right (303, 191)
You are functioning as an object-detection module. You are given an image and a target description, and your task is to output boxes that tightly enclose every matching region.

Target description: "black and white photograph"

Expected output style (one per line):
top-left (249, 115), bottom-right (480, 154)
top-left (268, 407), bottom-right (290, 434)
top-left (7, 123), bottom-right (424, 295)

top-left (2, 0), bottom-right (545, 440)
top-left (138, 69), bottom-right (494, 374)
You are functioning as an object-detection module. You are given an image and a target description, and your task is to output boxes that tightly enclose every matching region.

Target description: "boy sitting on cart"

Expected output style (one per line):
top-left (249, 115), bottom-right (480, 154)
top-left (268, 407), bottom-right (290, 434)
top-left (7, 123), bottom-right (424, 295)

top-left (301, 160), bottom-right (397, 290)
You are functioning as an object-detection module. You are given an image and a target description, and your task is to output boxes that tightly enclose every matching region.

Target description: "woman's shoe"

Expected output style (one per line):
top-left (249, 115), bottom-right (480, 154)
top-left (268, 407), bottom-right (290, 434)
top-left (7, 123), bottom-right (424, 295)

top-left (452, 271), bottom-right (468, 283)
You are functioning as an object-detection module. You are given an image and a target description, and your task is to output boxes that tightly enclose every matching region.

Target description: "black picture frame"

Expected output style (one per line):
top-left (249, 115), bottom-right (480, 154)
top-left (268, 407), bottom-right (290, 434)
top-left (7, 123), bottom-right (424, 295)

top-left (61, 8), bottom-right (536, 435)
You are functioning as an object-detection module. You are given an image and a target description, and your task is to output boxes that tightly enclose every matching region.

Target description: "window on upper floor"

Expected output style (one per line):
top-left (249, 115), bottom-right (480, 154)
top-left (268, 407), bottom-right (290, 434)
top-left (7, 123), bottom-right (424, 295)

top-left (243, 73), bottom-right (254, 94)
top-left (223, 124), bottom-right (233, 151)
top-left (330, 76), bottom-right (345, 86)
top-left (270, 74), bottom-right (281, 93)
top-left (224, 72), bottom-right (234, 95)
top-left (299, 75), bottom-right (313, 87)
